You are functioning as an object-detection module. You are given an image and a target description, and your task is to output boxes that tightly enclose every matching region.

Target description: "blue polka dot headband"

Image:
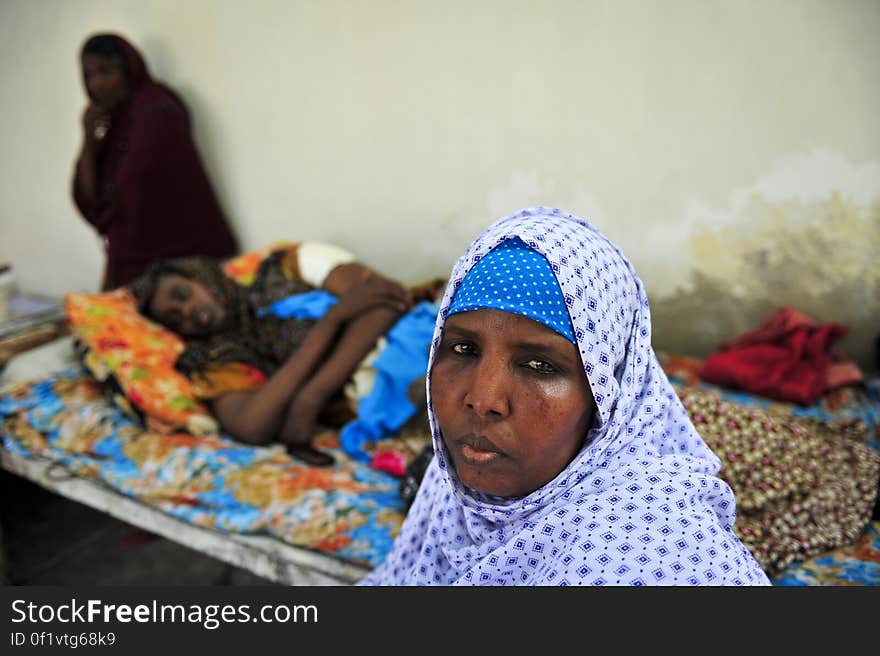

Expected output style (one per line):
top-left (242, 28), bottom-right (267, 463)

top-left (447, 237), bottom-right (576, 343)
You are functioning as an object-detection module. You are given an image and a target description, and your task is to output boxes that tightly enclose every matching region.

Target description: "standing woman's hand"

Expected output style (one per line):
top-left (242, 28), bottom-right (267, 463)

top-left (82, 103), bottom-right (111, 146)
top-left (74, 104), bottom-right (110, 213)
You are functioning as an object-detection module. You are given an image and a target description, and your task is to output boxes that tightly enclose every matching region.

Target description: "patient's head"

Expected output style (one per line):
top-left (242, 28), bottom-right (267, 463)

top-left (148, 273), bottom-right (227, 338)
top-left (130, 257), bottom-right (239, 339)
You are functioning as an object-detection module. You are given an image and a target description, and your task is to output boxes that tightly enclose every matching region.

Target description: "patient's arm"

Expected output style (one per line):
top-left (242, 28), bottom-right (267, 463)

top-left (210, 280), bottom-right (408, 445)
top-left (322, 262), bottom-right (408, 303)
top-left (277, 304), bottom-right (402, 446)
top-left (210, 310), bottom-right (344, 444)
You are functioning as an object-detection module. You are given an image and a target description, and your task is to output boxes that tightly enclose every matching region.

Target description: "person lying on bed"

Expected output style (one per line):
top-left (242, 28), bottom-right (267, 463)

top-left (130, 242), bottom-right (442, 467)
top-left (361, 207), bottom-right (771, 585)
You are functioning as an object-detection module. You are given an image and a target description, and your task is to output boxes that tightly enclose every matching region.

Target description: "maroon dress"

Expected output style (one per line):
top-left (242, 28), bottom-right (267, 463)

top-left (73, 34), bottom-right (238, 290)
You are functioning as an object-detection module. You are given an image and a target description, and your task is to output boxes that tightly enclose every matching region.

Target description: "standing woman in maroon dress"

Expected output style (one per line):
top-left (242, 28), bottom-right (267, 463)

top-left (72, 33), bottom-right (238, 290)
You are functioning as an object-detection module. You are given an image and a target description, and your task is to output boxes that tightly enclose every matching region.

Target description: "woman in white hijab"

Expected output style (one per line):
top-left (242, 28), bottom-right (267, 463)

top-left (362, 207), bottom-right (770, 585)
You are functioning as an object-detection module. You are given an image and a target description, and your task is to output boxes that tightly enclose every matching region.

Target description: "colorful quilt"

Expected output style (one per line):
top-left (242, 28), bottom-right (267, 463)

top-left (0, 367), bottom-right (404, 570)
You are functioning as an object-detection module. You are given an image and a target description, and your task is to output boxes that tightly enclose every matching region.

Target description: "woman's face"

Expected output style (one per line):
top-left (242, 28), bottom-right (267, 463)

top-left (430, 308), bottom-right (596, 498)
top-left (149, 274), bottom-right (227, 338)
top-left (82, 54), bottom-right (128, 109)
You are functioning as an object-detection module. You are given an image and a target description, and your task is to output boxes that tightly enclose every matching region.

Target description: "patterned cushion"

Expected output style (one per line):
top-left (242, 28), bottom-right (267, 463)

top-left (65, 288), bottom-right (218, 435)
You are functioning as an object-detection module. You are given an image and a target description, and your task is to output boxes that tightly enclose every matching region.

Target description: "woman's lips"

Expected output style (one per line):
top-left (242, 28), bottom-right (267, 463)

top-left (455, 434), bottom-right (505, 464)
top-left (195, 307), bottom-right (214, 330)
top-left (194, 305), bottom-right (226, 332)
top-left (460, 444), bottom-right (502, 463)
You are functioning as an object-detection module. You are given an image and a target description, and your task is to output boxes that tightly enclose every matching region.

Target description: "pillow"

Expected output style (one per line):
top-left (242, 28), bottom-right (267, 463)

top-left (65, 288), bottom-right (218, 435)
top-left (223, 240), bottom-right (295, 285)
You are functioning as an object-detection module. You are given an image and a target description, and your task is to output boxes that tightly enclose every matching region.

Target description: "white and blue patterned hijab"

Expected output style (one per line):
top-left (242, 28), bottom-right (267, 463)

top-left (362, 207), bottom-right (770, 586)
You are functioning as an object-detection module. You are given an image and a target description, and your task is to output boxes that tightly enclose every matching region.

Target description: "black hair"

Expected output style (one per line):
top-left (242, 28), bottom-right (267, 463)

top-left (81, 35), bottom-right (126, 72)
top-left (129, 260), bottom-right (192, 317)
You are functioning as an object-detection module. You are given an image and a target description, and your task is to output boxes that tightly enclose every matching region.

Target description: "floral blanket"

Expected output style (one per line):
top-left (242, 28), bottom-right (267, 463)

top-left (0, 367), bottom-right (403, 570)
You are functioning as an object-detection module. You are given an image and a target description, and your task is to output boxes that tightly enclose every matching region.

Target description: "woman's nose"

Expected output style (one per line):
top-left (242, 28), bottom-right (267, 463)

top-left (88, 80), bottom-right (105, 98)
top-left (463, 356), bottom-right (510, 418)
top-left (184, 302), bottom-right (202, 324)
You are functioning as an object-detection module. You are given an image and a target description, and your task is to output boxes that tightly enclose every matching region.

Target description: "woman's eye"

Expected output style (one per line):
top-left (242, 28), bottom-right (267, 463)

top-left (525, 358), bottom-right (556, 374)
top-left (171, 285), bottom-right (190, 302)
top-left (451, 342), bottom-right (476, 356)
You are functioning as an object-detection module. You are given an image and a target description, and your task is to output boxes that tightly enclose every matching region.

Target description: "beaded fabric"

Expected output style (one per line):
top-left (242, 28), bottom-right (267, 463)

top-left (361, 207), bottom-right (771, 585)
top-left (678, 386), bottom-right (880, 576)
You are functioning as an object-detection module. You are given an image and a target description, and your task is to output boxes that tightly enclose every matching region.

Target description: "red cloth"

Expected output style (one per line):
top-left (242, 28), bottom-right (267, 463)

top-left (370, 450), bottom-right (407, 477)
top-left (699, 307), bottom-right (860, 406)
top-left (73, 34), bottom-right (238, 290)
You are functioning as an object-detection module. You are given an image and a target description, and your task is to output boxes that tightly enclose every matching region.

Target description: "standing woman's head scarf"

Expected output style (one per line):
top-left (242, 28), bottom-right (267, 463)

top-left (362, 207), bottom-right (770, 586)
top-left (74, 33), bottom-right (238, 289)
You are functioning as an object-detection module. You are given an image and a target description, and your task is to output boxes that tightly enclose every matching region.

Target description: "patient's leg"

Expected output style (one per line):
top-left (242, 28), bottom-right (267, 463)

top-left (279, 305), bottom-right (400, 450)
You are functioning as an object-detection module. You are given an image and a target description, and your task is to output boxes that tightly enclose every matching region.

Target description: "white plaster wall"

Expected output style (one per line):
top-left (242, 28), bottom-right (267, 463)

top-left (1, 0), bottom-right (878, 364)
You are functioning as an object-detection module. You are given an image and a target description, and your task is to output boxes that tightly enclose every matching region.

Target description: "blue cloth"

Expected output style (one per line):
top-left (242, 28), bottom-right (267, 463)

top-left (340, 301), bottom-right (439, 461)
top-left (447, 236), bottom-right (575, 343)
top-left (258, 290), bottom-right (338, 320)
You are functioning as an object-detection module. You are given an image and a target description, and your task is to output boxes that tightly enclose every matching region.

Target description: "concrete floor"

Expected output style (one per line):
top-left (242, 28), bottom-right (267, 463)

top-left (0, 470), bottom-right (275, 585)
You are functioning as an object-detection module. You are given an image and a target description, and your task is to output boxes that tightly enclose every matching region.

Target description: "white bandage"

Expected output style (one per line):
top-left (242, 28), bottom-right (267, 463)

top-left (297, 241), bottom-right (356, 288)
